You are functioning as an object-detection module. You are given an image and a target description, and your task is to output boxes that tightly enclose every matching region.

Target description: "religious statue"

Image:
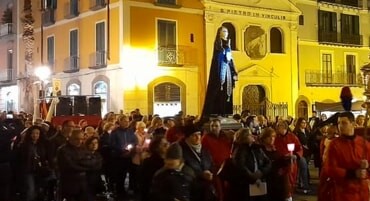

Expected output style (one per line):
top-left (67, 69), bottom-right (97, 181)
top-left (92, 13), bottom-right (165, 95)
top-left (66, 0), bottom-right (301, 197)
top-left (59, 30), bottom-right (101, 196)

top-left (201, 26), bottom-right (238, 118)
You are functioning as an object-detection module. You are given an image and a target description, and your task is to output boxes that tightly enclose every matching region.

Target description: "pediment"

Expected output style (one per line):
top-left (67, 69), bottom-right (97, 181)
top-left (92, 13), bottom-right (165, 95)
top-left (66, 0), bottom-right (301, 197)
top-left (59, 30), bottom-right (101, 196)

top-left (211, 0), bottom-right (301, 14)
top-left (238, 63), bottom-right (278, 78)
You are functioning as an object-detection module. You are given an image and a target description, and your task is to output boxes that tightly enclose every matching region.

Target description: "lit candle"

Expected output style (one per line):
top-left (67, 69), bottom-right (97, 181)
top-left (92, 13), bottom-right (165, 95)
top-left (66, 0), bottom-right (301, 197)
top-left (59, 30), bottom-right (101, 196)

top-left (287, 143), bottom-right (295, 164)
top-left (145, 139), bottom-right (151, 145)
top-left (287, 143), bottom-right (295, 152)
top-left (126, 144), bottom-right (133, 150)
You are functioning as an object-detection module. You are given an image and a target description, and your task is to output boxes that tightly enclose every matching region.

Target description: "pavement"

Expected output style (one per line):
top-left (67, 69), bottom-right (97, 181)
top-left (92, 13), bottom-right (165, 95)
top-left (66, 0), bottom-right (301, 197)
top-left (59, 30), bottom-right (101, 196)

top-left (293, 162), bottom-right (319, 201)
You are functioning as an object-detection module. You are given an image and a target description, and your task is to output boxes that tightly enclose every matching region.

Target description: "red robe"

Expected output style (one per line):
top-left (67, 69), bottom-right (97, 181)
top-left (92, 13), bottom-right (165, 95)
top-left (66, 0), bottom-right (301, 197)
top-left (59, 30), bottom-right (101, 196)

top-left (201, 131), bottom-right (232, 169)
top-left (320, 135), bottom-right (370, 201)
top-left (202, 131), bottom-right (233, 201)
top-left (274, 131), bottom-right (303, 196)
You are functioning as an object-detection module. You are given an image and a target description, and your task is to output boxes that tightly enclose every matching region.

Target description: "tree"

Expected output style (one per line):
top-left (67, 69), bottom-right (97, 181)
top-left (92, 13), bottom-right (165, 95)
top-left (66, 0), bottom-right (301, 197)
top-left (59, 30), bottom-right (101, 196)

top-left (21, 0), bottom-right (35, 113)
top-left (1, 7), bottom-right (12, 24)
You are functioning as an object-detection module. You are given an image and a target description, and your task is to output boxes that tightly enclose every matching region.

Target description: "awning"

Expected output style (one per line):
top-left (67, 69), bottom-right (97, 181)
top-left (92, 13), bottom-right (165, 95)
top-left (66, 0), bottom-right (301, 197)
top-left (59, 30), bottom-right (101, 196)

top-left (315, 101), bottom-right (364, 112)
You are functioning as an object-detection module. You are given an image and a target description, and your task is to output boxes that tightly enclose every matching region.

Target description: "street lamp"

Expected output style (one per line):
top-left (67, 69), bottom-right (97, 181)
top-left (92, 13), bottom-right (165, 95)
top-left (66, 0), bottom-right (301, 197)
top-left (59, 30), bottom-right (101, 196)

top-left (33, 65), bottom-right (51, 121)
top-left (34, 65), bottom-right (51, 98)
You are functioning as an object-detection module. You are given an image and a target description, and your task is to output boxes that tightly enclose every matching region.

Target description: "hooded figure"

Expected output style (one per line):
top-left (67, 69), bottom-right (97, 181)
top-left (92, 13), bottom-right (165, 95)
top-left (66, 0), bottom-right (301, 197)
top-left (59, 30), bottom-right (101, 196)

top-left (201, 26), bottom-right (238, 118)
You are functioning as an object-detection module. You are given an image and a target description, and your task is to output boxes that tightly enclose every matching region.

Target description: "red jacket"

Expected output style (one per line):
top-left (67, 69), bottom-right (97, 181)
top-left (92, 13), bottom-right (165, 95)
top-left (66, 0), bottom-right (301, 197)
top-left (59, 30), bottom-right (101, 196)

top-left (321, 135), bottom-right (370, 201)
top-left (274, 131), bottom-right (303, 196)
top-left (201, 131), bottom-right (232, 170)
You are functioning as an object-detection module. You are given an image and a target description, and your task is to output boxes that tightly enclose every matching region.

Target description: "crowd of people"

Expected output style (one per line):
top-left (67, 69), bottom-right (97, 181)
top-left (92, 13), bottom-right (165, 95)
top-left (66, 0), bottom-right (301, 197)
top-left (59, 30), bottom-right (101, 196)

top-left (0, 109), bottom-right (369, 201)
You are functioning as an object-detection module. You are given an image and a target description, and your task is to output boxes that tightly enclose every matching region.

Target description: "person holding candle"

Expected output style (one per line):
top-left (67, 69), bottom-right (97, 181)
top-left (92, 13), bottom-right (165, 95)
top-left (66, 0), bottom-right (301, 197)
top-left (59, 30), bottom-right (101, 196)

top-left (260, 127), bottom-right (293, 201)
top-left (274, 120), bottom-right (303, 201)
top-left (110, 115), bottom-right (137, 198)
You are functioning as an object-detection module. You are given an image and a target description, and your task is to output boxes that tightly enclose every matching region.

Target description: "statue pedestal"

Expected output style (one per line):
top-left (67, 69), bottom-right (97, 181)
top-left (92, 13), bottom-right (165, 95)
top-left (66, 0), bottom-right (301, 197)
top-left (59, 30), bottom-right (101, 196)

top-left (202, 117), bottom-right (243, 131)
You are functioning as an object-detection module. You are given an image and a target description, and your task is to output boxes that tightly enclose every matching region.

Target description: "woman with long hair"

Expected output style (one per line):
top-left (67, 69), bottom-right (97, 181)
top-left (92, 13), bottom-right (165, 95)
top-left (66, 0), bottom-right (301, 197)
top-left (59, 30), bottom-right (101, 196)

top-left (18, 125), bottom-right (50, 201)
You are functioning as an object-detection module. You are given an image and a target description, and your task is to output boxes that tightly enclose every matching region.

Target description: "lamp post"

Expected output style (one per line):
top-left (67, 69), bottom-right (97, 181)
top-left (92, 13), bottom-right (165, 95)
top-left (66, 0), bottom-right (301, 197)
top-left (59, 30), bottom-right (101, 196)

top-left (33, 65), bottom-right (51, 120)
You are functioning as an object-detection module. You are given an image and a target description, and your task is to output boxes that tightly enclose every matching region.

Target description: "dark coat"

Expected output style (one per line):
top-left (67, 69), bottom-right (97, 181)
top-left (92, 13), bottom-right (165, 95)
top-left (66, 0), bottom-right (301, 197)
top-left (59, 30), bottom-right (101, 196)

top-left (180, 140), bottom-right (216, 201)
top-left (18, 141), bottom-right (51, 175)
top-left (150, 165), bottom-right (194, 201)
top-left (295, 129), bottom-right (311, 158)
top-left (228, 143), bottom-right (271, 201)
top-left (57, 143), bottom-right (100, 198)
top-left (262, 147), bottom-right (291, 201)
top-left (201, 38), bottom-right (237, 117)
top-left (140, 153), bottom-right (164, 201)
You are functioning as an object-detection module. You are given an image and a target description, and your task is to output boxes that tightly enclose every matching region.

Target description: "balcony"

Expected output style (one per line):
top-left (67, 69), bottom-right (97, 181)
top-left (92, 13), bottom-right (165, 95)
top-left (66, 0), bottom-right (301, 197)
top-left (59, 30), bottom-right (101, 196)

top-left (318, 31), bottom-right (363, 46)
top-left (64, 0), bottom-right (79, 19)
top-left (154, 0), bottom-right (182, 8)
top-left (318, 0), bottom-right (360, 7)
top-left (90, 0), bottom-right (106, 11)
top-left (43, 9), bottom-right (55, 27)
top-left (0, 23), bottom-right (13, 37)
top-left (305, 70), bottom-right (362, 87)
top-left (63, 56), bottom-right (80, 73)
top-left (89, 50), bottom-right (107, 69)
top-left (157, 46), bottom-right (197, 67)
top-left (0, 68), bottom-right (15, 82)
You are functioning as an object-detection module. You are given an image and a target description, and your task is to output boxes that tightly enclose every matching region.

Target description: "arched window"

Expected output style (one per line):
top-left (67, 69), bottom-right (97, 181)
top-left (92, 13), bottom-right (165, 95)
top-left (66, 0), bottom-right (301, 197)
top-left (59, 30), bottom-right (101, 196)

top-left (270, 27), bottom-right (283, 53)
top-left (222, 22), bottom-right (237, 50)
top-left (94, 81), bottom-right (108, 116)
top-left (153, 82), bottom-right (181, 116)
top-left (67, 83), bottom-right (80, 95)
top-left (298, 100), bottom-right (308, 120)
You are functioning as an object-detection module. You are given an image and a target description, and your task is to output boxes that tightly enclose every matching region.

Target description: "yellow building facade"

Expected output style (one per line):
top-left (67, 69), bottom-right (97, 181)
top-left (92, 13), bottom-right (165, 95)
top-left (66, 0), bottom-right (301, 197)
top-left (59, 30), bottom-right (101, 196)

top-left (16, 0), bottom-right (370, 118)
top-left (295, 0), bottom-right (370, 118)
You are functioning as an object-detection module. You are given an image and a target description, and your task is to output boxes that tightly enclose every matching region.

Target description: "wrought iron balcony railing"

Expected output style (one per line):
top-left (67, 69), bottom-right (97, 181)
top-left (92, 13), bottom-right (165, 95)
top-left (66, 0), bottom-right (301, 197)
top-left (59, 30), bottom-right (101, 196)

top-left (0, 68), bottom-right (15, 82)
top-left (318, 0), bottom-right (360, 7)
top-left (43, 9), bottom-right (55, 27)
top-left (318, 31), bottom-right (363, 46)
top-left (89, 50), bottom-right (107, 69)
top-left (305, 70), bottom-right (362, 87)
top-left (64, 0), bottom-right (79, 19)
top-left (63, 56), bottom-right (80, 73)
top-left (90, 0), bottom-right (106, 11)
top-left (0, 23), bottom-right (13, 37)
top-left (157, 45), bottom-right (196, 67)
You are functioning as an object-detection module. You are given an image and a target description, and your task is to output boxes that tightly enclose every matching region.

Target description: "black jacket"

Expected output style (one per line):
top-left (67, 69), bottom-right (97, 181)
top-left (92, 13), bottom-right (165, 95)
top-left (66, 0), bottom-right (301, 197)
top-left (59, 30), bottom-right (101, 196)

top-left (140, 153), bottom-right (164, 201)
top-left (150, 165), bottom-right (194, 201)
top-left (180, 140), bottom-right (216, 201)
top-left (232, 143), bottom-right (271, 184)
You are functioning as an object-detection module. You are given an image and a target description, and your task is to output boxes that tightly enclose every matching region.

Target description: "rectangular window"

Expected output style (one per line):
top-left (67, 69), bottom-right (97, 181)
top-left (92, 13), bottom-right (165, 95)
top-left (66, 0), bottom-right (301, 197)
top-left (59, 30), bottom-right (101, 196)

top-left (7, 50), bottom-right (13, 69)
top-left (318, 10), bottom-right (337, 32)
top-left (96, 21), bottom-right (106, 65)
top-left (322, 53), bottom-right (332, 83)
top-left (96, 22), bottom-right (105, 52)
top-left (70, 0), bottom-right (78, 16)
top-left (341, 14), bottom-right (359, 35)
top-left (45, 0), bottom-right (57, 9)
top-left (299, 15), bottom-right (304, 25)
top-left (47, 36), bottom-right (55, 69)
top-left (7, 50), bottom-right (13, 80)
top-left (70, 29), bottom-right (78, 69)
top-left (157, 19), bottom-right (177, 65)
top-left (157, 0), bottom-right (176, 5)
top-left (346, 54), bottom-right (356, 84)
